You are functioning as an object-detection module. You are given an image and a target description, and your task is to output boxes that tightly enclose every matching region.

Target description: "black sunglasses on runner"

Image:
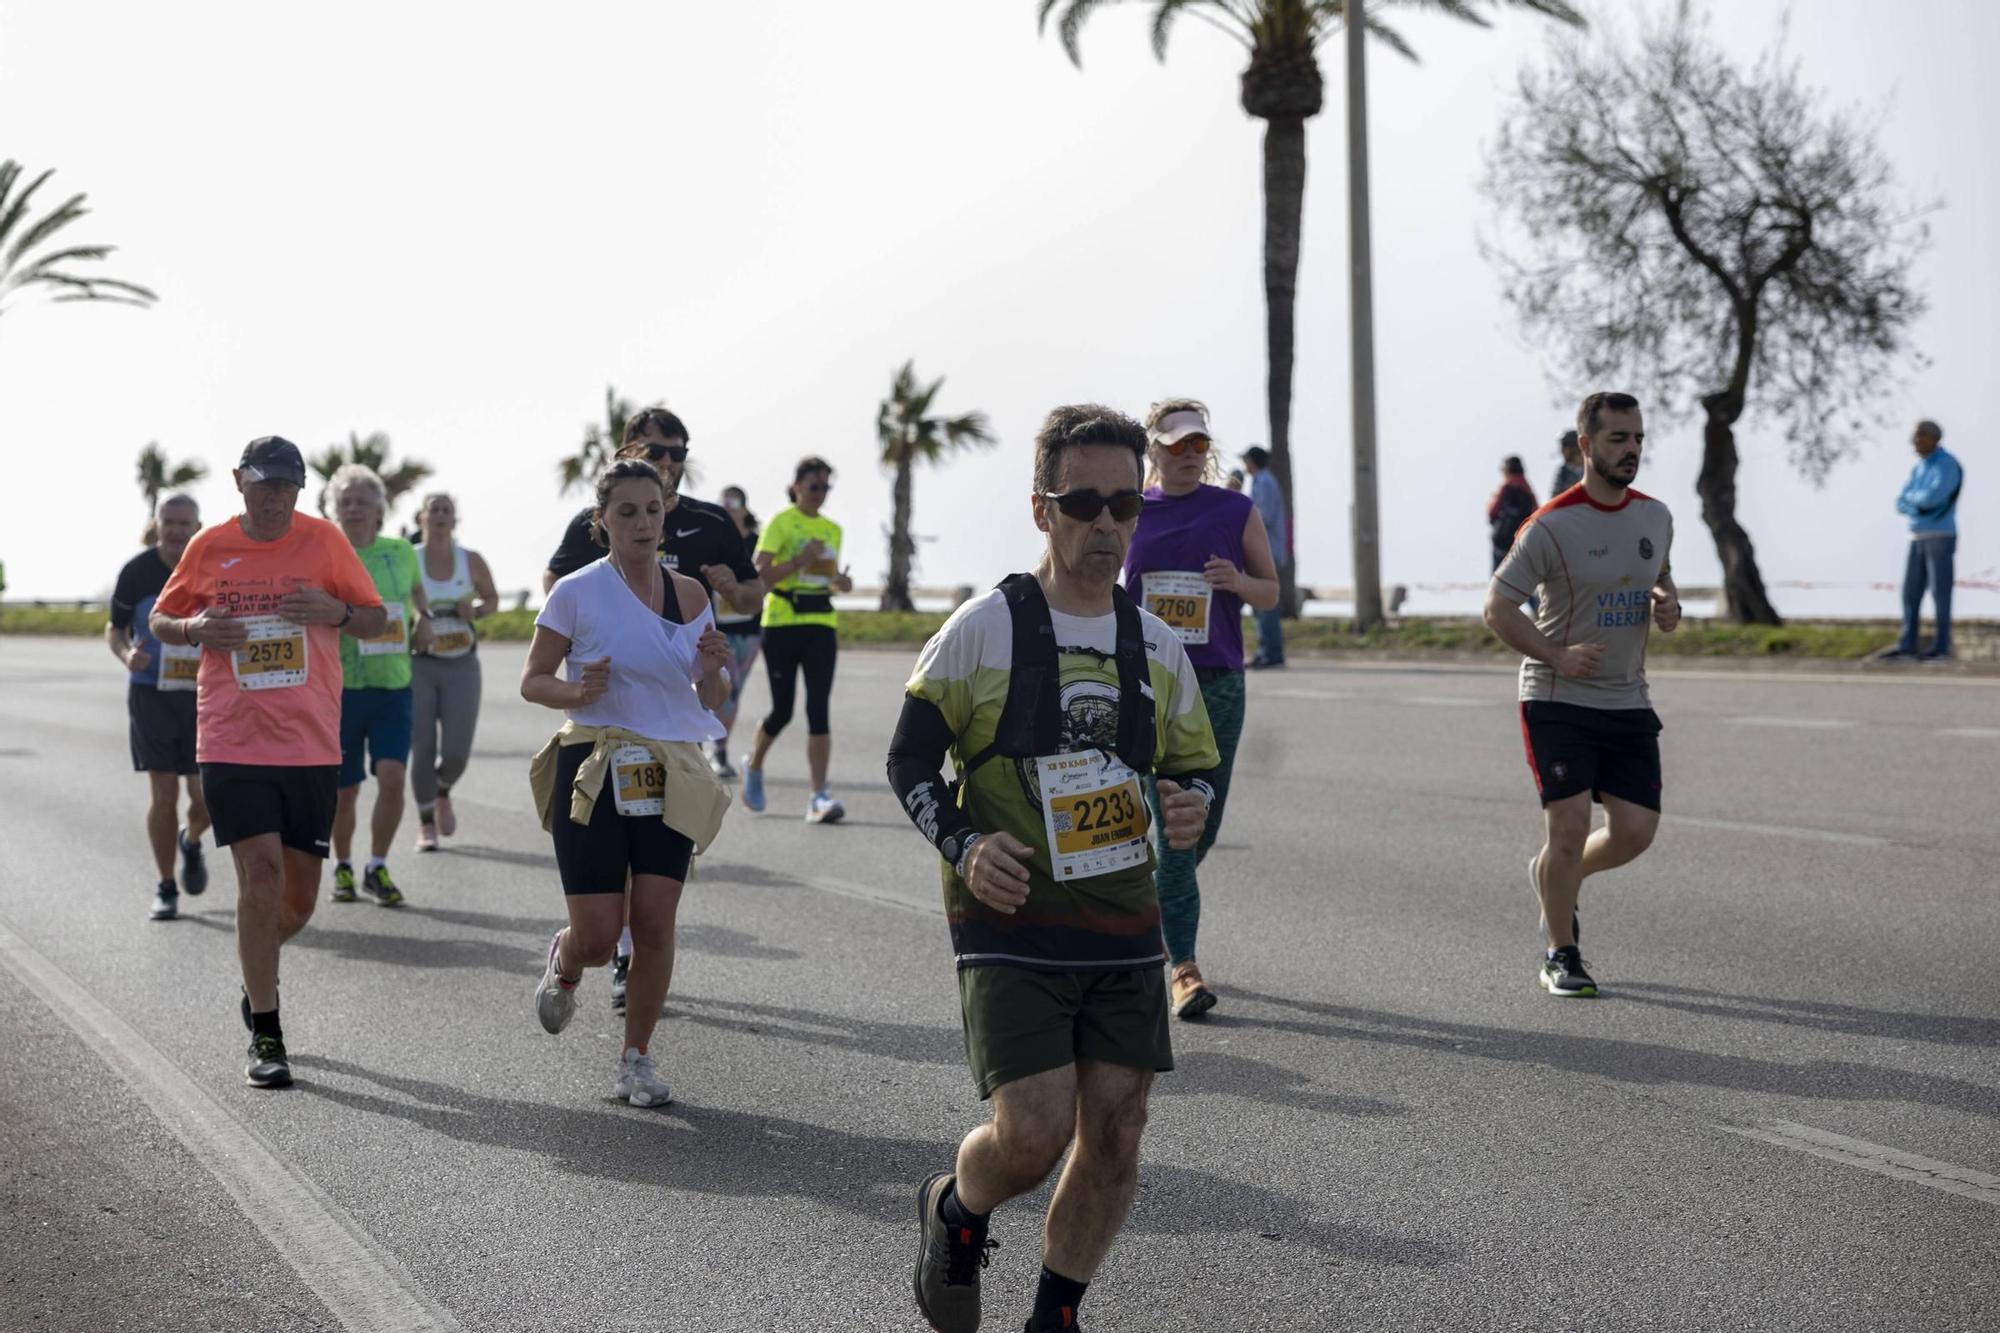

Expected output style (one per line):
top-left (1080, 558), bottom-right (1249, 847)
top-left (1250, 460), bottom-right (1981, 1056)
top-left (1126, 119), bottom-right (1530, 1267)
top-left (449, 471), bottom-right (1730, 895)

top-left (1043, 488), bottom-right (1144, 523)
top-left (645, 443), bottom-right (690, 463)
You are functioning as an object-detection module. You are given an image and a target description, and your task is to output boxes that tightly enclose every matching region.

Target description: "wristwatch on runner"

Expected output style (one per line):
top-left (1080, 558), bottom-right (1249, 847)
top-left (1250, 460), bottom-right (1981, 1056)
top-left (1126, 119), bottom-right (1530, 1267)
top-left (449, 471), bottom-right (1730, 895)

top-left (946, 832), bottom-right (982, 879)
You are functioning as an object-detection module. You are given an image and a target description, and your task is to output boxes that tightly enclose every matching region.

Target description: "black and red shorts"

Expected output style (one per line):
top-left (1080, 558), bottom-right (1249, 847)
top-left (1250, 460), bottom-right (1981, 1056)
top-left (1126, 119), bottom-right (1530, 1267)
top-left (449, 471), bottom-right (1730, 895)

top-left (1519, 701), bottom-right (1662, 811)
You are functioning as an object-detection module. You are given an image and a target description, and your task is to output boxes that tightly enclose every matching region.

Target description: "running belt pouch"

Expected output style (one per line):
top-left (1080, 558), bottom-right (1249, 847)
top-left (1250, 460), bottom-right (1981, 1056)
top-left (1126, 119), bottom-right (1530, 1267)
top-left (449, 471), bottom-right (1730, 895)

top-left (773, 588), bottom-right (834, 615)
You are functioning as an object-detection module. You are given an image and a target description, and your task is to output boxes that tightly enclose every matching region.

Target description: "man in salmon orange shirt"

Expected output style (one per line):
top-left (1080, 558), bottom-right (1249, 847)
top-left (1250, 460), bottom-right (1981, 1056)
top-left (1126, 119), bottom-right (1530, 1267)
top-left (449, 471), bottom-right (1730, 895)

top-left (151, 436), bottom-right (387, 1089)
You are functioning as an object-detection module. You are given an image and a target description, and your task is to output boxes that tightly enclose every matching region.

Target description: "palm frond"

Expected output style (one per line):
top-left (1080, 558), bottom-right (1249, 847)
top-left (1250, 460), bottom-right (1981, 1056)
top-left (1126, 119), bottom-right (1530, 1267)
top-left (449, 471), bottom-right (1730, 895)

top-left (0, 160), bottom-right (155, 316)
top-left (1366, 12), bottom-right (1420, 61)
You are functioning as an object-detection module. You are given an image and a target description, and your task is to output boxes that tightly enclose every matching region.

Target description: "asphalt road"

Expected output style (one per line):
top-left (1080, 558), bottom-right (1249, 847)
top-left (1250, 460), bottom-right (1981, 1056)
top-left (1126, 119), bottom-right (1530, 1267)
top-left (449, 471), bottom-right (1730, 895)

top-left (2, 635), bottom-right (1996, 1332)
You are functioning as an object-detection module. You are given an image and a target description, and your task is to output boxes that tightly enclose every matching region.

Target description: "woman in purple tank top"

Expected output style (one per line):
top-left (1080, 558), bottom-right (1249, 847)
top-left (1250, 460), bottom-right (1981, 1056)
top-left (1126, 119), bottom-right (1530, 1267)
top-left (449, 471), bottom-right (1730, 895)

top-left (1122, 398), bottom-right (1281, 1021)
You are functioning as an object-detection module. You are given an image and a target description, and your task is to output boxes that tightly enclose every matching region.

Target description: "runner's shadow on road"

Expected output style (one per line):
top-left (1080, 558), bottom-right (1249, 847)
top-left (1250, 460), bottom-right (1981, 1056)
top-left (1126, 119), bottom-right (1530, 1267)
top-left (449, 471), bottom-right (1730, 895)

top-left (1611, 981), bottom-right (2000, 1049)
top-left (1226, 987), bottom-right (2000, 1121)
top-left (437, 844), bottom-right (561, 872)
top-left (298, 1056), bottom-right (1448, 1267)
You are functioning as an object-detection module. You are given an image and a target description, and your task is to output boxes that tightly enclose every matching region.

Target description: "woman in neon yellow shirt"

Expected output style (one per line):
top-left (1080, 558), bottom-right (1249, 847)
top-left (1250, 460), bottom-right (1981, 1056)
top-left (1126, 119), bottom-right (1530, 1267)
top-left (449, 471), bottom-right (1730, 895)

top-left (742, 456), bottom-right (850, 823)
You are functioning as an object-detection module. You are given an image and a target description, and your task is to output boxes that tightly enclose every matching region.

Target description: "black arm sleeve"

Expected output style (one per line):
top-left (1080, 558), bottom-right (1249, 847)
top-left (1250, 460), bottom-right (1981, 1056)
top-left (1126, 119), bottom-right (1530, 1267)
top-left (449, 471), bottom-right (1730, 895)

top-left (545, 507), bottom-right (600, 582)
top-left (108, 562), bottom-right (142, 630)
top-left (886, 694), bottom-right (977, 857)
top-left (728, 523), bottom-right (758, 584)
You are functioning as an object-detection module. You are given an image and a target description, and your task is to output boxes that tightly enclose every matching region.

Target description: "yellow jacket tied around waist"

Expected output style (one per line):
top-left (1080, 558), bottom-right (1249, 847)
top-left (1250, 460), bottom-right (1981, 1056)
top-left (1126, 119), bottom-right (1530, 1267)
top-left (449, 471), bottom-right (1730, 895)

top-left (529, 721), bottom-right (730, 854)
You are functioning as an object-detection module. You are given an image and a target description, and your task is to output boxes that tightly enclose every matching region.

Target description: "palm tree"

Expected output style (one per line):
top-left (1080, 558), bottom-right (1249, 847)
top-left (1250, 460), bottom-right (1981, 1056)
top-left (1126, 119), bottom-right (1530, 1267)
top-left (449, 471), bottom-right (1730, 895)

top-left (1037, 0), bottom-right (1584, 615)
top-left (0, 160), bottom-right (157, 316)
top-left (557, 385), bottom-right (699, 494)
top-left (310, 430), bottom-right (433, 517)
top-left (136, 442), bottom-right (207, 513)
top-left (878, 360), bottom-right (996, 612)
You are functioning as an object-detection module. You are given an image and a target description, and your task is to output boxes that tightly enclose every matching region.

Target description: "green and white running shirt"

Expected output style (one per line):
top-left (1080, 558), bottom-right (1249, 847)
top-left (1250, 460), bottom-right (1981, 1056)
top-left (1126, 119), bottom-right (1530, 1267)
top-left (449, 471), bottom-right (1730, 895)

top-left (906, 586), bottom-right (1220, 972)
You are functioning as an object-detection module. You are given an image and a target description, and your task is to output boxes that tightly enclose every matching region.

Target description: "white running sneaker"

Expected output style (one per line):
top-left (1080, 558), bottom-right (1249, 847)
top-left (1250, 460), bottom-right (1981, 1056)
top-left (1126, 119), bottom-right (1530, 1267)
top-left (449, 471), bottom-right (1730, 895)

top-left (806, 789), bottom-right (845, 825)
top-left (435, 793), bottom-right (457, 837)
top-left (415, 822), bottom-right (439, 853)
top-left (615, 1047), bottom-right (673, 1107)
top-left (535, 930), bottom-right (579, 1034)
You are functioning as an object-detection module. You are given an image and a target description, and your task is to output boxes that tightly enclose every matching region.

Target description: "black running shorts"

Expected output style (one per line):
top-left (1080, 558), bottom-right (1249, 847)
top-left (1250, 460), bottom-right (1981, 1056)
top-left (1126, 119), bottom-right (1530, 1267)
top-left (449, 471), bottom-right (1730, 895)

top-left (548, 742), bottom-right (695, 893)
top-left (128, 685), bottom-right (198, 775)
top-left (1519, 701), bottom-right (1663, 811)
top-left (200, 762), bottom-right (339, 856)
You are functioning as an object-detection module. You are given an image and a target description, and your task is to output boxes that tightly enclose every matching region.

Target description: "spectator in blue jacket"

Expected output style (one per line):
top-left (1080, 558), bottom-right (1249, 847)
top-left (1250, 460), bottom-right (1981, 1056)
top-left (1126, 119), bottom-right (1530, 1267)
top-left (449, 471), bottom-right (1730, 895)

top-left (1242, 446), bottom-right (1288, 668)
top-left (1879, 419), bottom-right (1962, 661)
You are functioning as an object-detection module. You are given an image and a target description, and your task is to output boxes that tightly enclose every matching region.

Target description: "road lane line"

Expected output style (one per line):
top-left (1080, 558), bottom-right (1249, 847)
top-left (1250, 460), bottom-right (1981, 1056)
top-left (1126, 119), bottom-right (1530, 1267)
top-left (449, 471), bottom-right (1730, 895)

top-left (1668, 815), bottom-right (1890, 847)
top-left (1722, 1121), bottom-right (2000, 1207)
top-left (1725, 716), bottom-right (1859, 729)
top-left (0, 919), bottom-right (463, 1333)
top-left (1940, 727), bottom-right (2000, 739)
top-left (805, 874), bottom-right (944, 918)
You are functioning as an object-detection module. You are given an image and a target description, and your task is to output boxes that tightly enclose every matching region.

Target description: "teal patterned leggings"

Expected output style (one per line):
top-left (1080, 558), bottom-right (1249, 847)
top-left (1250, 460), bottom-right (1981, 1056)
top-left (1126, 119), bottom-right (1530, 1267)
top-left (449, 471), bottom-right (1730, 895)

top-left (1145, 669), bottom-right (1246, 966)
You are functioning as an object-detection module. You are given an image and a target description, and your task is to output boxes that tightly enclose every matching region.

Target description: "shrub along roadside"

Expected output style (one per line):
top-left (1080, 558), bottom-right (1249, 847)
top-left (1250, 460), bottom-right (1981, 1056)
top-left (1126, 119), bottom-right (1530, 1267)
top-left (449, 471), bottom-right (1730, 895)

top-left (4, 603), bottom-right (1936, 660)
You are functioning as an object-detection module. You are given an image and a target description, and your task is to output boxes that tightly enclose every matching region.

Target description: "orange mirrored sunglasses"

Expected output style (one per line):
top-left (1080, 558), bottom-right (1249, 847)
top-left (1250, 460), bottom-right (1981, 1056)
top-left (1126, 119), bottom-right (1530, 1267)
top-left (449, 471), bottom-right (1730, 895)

top-left (1161, 434), bottom-right (1212, 457)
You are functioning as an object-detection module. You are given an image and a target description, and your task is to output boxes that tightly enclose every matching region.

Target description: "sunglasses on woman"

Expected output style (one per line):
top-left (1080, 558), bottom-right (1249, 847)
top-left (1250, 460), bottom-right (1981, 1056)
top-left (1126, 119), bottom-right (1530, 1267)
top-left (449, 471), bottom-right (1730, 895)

top-left (1159, 434), bottom-right (1211, 457)
top-left (644, 443), bottom-right (690, 463)
top-left (1043, 489), bottom-right (1145, 523)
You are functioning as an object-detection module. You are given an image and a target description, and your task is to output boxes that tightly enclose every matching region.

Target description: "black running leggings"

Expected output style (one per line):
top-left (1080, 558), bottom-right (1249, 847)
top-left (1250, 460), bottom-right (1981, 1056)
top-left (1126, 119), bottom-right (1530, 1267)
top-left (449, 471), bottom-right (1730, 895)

top-left (760, 624), bottom-right (837, 739)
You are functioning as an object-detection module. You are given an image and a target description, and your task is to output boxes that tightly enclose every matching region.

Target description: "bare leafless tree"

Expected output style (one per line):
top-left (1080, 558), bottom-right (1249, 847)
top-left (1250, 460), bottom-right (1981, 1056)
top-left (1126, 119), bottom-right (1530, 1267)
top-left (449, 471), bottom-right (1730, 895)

top-left (1482, 4), bottom-right (1932, 623)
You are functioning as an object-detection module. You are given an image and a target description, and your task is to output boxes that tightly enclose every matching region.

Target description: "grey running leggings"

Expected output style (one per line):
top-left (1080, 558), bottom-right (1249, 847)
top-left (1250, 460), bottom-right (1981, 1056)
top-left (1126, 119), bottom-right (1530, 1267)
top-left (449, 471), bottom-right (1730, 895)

top-left (410, 652), bottom-right (482, 814)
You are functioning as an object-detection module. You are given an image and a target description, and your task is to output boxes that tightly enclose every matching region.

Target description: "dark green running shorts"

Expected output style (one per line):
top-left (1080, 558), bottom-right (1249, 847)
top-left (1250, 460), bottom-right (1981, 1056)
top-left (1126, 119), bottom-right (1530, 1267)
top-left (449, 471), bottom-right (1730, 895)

top-left (956, 965), bottom-right (1173, 1100)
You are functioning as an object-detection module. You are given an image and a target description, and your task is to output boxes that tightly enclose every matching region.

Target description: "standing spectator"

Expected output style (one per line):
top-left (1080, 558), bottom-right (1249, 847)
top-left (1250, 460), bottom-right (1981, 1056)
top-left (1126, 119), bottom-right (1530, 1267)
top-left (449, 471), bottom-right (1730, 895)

top-left (1241, 446), bottom-right (1289, 668)
top-left (1489, 456), bottom-right (1540, 572)
top-left (1878, 419), bottom-right (1963, 662)
top-left (1225, 468), bottom-right (1246, 492)
top-left (1551, 430), bottom-right (1584, 497)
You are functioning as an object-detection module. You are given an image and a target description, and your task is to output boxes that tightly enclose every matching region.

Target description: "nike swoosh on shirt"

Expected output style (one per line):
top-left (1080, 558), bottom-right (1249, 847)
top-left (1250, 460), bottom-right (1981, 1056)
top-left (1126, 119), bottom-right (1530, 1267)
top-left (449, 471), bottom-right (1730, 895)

top-left (674, 528), bottom-right (702, 538)
top-left (221, 558), bottom-right (242, 568)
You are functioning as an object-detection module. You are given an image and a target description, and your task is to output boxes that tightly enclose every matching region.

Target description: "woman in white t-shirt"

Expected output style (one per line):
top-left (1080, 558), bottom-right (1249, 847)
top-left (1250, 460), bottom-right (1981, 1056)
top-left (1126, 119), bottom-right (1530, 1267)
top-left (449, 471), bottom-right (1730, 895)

top-left (521, 459), bottom-right (732, 1108)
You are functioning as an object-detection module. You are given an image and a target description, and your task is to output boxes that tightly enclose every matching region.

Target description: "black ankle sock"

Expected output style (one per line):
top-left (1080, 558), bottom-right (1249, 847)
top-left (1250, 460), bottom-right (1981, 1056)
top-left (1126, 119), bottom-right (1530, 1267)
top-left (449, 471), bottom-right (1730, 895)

top-left (1030, 1267), bottom-right (1088, 1329)
top-left (938, 1180), bottom-right (988, 1234)
top-left (249, 1006), bottom-right (282, 1041)
top-left (157, 878), bottom-right (177, 892)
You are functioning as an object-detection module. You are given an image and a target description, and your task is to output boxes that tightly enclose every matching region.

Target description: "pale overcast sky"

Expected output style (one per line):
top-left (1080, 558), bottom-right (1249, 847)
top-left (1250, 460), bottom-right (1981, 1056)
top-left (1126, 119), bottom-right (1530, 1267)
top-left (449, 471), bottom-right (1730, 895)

top-left (1, 0), bottom-right (1992, 617)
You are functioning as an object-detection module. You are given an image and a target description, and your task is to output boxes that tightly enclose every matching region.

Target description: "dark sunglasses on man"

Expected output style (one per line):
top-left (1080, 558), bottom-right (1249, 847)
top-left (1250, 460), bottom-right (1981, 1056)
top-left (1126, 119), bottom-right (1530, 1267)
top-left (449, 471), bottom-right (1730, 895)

top-left (802, 479), bottom-right (832, 495)
top-left (643, 443), bottom-right (690, 463)
top-left (1043, 488), bottom-right (1145, 523)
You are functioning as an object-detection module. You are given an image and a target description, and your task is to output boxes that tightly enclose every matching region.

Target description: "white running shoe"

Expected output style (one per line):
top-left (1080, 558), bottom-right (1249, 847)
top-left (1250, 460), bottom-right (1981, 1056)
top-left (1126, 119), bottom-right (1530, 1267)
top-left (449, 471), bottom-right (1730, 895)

top-left (806, 790), bottom-right (845, 825)
top-left (535, 930), bottom-right (578, 1034)
top-left (415, 822), bottom-right (439, 853)
top-left (435, 793), bottom-right (457, 837)
top-left (615, 1047), bottom-right (673, 1107)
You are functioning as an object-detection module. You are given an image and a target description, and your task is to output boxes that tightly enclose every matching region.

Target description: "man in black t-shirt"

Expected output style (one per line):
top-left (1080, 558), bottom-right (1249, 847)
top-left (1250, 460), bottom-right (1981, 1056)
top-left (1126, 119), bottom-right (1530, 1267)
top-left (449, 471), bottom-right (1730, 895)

top-left (106, 493), bottom-right (213, 921)
top-left (542, 408), bottom-right (760, 615)
top-left (540, 406), bottom-right (761, 1011)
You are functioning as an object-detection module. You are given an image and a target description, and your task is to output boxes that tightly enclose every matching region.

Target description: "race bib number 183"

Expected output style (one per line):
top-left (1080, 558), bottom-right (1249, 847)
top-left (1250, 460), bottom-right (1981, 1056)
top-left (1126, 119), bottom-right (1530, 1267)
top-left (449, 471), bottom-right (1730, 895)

top-left (1036, 750), bottom-right (1150, 880)
top-left (611, 744), bottom-right (666, 817)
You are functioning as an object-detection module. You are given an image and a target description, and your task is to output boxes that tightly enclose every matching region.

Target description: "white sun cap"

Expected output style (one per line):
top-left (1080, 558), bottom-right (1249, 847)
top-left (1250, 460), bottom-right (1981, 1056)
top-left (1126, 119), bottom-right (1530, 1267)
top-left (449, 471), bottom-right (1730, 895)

top-left (1149, 408), bottom-right (1210, 447)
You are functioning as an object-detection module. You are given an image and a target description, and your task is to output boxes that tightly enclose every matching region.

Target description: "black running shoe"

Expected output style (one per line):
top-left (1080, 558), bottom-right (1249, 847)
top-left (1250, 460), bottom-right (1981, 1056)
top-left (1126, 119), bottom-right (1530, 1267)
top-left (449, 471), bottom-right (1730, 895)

top-left (610, 951), bottom-right (631, 1013)
top-left (149, 882), bottom-right (179, 921)
top-left (178, 827), bottom-right (208, 896)
top-left (1539, 945), bottom-right (1598, 998)
top-left (914, 1172), bottom-right (993, 1333)
top-left (245, 1034), bottom-right (292, 1088)
top-left (362, 865), bottom-right (404, 907)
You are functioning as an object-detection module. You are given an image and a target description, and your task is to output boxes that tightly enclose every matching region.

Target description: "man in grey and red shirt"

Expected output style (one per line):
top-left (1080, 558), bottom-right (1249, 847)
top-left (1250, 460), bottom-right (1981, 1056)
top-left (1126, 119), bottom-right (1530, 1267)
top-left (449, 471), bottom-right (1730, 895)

top-left (1483, 391), bottom-right (1681, 998)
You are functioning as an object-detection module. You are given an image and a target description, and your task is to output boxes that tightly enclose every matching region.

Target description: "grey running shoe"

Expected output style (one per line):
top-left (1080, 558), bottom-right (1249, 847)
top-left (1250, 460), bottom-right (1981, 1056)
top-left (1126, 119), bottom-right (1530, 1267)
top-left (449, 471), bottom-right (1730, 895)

top-left (362, 865), bottom-right (404, 907)
top-left (535, 931), bottom-right (579, 1034)
top-left (149, 882), bottom-right (179, 921)
top-left (614, 1047), bottom-right (672, 1108)
top-left (914, 1172), bottom-right (992, 1333)
top-left (1539, 945), bottom-right (1598, 998)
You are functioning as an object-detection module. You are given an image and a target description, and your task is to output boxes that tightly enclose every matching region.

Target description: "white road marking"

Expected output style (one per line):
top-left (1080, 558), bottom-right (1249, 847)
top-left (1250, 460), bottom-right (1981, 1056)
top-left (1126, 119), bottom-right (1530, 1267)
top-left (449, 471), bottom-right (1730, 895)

top-left (0, 919), bottom-right (463, 1333)
top-left (1940, 727), bottom-right (2000, 739)
top-left (806, 874), bottom-right (944, 918)
top-left (1722, 1121), bottom-right (2000, 1208)
top-left (1725, 716), bottom-right (1859, 729)
top-left (1399, 695), bottom-right (1487, 709)
top-left (1668, 814), bottom-right (1890, 847)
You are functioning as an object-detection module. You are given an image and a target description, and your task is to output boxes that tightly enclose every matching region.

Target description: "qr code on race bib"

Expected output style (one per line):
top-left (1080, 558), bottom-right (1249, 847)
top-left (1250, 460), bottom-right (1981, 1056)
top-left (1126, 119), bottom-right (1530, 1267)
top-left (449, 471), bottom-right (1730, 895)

top-left (1052, 811), bottom-right (1075, 834)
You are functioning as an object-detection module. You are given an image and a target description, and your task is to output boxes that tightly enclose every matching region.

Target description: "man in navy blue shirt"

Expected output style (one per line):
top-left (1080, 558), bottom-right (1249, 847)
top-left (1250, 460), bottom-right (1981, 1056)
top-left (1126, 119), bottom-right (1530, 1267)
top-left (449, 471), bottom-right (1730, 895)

top-left (1878, 419), bottom-right (1963, 662)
